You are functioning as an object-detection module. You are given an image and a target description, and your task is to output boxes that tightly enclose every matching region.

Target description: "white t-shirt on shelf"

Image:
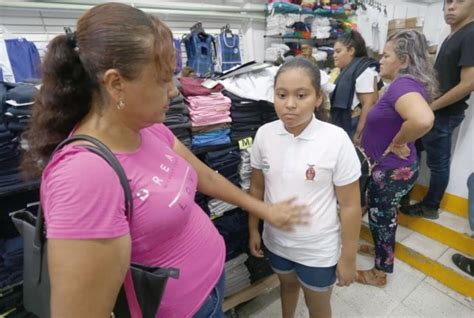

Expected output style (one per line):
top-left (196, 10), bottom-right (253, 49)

top-left (251, 116), bottom-right (361, 267)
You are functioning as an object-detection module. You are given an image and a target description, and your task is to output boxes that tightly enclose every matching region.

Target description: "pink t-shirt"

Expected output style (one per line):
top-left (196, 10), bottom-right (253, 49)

top-left (41, 124), bottom-right (226, 317)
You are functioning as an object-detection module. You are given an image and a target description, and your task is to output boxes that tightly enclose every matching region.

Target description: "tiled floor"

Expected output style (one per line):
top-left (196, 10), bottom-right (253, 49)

top-left (228, 256), bottom-right (474, 318)
top-left (401, 232), bottom-right (449, 260)
top-left (431, 212), bottom-right (471, 235)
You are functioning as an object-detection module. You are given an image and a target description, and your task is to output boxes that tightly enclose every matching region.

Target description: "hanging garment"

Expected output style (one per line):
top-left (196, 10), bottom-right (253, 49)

top-left (174, 38), bottom-right (183, 75)
top-left (184, 32), bottom-right (215, 76)
top-left (216, 33), bottom-right (241, 72)
top-left (0, 38), bottom-right (41, 83)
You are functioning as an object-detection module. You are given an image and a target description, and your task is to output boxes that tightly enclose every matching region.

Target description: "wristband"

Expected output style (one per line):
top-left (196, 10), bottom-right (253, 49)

top-left (391, 142), bottom-right (406, 148)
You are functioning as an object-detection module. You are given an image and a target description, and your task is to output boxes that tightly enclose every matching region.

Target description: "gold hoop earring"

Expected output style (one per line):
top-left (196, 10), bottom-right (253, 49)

top-left (116, 99), bottom-right (125, 110)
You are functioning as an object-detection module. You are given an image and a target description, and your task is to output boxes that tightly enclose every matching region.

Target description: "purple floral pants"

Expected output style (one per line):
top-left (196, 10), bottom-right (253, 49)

top-left (367, 162), bottom-right (419, 273)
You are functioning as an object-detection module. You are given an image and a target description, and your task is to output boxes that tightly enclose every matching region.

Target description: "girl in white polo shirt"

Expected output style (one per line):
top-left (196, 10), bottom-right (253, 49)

top-left (249, 57), bottom-right (362, 317)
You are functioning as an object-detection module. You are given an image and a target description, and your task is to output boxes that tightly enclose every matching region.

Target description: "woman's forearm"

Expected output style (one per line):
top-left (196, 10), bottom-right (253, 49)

top-left (392, 118), bottom-right (433, 145)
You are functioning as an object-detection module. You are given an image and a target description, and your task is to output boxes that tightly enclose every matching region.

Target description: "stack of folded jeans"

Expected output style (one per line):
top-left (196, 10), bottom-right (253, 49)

top-left (203, 145), bottom-right (241, 218)
top-left (0, 124), bottom-right (21, 190)
top-left (223, 91), bottom-right (262, 141)
top-left (0, 237), bottom-right (23, 290)
top-left (208, 199), bottom-right (237, 219)
top-left (213, 209), bottom-right (248, 261)
top-left (2, 83), bottom-right (37, 136)
top-left (0, 82), bottom-right (40, 193)
top-left (224, 253), bottom-right (251, 297)
top-left (0, 285), bottom-right (23, 316)
top-left (239, 149), bottom-right (252, 191)
top-left (194, 191), bottom-right (210, 216)
top-left (261, 100), bottom-right (278, 124)
top-left (222, 90), bottom-right (278, 141)
top-left (204, 145), bottom-right (241, 186)
top-left (165, 92), bottom-right (191, 148)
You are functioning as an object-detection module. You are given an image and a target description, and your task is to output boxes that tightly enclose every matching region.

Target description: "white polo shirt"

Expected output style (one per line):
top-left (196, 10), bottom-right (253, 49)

top-left (251, 116), bottom-right (361, 267)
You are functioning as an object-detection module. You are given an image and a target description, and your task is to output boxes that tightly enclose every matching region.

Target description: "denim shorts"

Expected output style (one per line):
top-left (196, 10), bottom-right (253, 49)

top-left (267, 249), bottom-right (337, 292)
top-left (193, 271), bottom-right (225, 318)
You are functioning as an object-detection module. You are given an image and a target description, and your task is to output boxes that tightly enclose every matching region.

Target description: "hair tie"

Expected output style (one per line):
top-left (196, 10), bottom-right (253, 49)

top-left (64, 27), bottom-right (77, 49)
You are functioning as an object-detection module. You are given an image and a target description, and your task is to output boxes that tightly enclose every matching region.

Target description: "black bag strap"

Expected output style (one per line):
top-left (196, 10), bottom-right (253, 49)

top-left (34, 135), bottom-right (133, 249)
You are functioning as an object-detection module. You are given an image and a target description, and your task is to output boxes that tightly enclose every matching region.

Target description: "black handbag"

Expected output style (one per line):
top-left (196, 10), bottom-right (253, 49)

top-left (11, 135), bottom-right (179, 318)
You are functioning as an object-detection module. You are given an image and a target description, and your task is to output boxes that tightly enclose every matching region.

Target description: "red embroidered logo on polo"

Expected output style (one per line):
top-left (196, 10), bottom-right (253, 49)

top-left (305, 164), bottom-right (316, 181)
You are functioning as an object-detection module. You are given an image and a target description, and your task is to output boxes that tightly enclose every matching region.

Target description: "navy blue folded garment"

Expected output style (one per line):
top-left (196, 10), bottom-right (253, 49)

top-left (195, 191), bottom-right (210, 216)
top-left (5, 119), bottom-right (29, 133)
top-left (4, 308), bottom-right (36, 318)
top-left (213, 209), bottom-right (248, 261)
top-left (5, 83), bottom-right (38, 105)
top-left (204, 146), bottom-right (240, 169)
top-left (4, 107), bottom-right (31, 118)
top-left (230, 112), bottom-right (261, 123)
top-left (0, 174), bottom-right (23, 188)
top-left (231, 130), bottom-right (257, 141)
top-left (0, 289), bottom-right (23, 313)
top-left (0, 271), bottom-right (22, 289)
top-left (1, 236), bottom-right (23, 266)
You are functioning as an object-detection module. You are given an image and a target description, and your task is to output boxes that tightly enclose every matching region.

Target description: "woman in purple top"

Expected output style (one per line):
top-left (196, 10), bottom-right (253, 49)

top-left (356, 30), bottom-right (437, 286)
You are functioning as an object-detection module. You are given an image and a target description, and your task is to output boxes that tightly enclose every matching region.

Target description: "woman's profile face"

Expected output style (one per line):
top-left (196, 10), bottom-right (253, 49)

top-left (333, 41), bottom-right (355, 69)
top-left (379, 41), bottom-right (405, 80)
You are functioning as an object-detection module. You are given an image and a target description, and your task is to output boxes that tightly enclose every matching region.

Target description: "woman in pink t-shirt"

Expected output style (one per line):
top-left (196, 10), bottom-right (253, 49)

top-left (21, 3), bottom-right (308, 318)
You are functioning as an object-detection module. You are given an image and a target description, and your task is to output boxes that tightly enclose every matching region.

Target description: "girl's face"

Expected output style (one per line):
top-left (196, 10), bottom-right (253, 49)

top-left (274, 69), bottom-right (322, 136)
top-left (333, 41), bottom-right (355, 69)
top-left (380, 41), bottom-right (406, 80)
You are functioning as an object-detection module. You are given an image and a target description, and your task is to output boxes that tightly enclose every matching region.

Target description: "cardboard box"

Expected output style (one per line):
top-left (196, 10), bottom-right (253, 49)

top-left (406, 17), bottom-right (424, 28)
top-left (388, 19), bottom-right (406, 30)
top-left (388, 17), bottom-right (424, 30)
top-left (388, 27), bottom-right (423, 37)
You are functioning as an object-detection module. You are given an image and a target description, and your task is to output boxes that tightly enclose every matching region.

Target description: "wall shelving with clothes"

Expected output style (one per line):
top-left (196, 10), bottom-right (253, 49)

top-left (0, 4), bottom-right (258, 74)
top-left (264, 1), bottom-right (358, 68)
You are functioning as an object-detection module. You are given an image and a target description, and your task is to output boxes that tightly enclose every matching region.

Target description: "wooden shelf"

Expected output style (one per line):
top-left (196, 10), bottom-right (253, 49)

top-left (222, 274), bottom-right (280, 312)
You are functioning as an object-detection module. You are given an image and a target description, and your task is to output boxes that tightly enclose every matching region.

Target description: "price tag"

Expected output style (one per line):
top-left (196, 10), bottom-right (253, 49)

top-left (201, 79), bottom-right (219, 89)
top-left (238, 137), bottom-right (253, 150)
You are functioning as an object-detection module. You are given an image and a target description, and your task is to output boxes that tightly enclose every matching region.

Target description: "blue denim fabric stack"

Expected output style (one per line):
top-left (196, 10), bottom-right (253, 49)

top-left (0, 82), bottom-right (39, 194)
top-left (0, 237), bottom-right (23, 290)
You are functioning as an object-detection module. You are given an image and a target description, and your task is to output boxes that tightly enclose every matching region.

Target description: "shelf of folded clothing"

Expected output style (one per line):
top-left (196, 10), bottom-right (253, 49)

top-left (191, 140), bottom-right (240, 156)
top-left (0, 180), bottom-right (40, 199)
top-left (264, 34), bottom-right (336, 46)
top-left (223, 273), bottom-right (279, 312)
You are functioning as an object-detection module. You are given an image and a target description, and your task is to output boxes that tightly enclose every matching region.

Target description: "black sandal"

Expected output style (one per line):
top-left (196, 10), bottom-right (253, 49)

top-left (452, 253), bottom-right (474, 277)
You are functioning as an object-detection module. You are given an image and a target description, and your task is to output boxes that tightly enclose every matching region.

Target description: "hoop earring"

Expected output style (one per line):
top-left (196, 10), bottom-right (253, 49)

top-left (116, 99), bottom-right (125, 110)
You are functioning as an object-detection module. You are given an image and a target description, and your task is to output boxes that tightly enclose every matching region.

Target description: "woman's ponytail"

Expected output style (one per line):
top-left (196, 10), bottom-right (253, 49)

top-left (21, 34), bottom-right (94, 178)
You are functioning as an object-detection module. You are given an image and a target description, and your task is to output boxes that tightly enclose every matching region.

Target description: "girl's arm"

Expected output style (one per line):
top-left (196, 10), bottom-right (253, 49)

top-left (335, 180), bottom-right (361, 286)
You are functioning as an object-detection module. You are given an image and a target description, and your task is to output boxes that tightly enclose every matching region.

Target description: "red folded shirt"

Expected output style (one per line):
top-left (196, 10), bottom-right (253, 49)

top-left (179, 77), bottom-right (224, 97)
